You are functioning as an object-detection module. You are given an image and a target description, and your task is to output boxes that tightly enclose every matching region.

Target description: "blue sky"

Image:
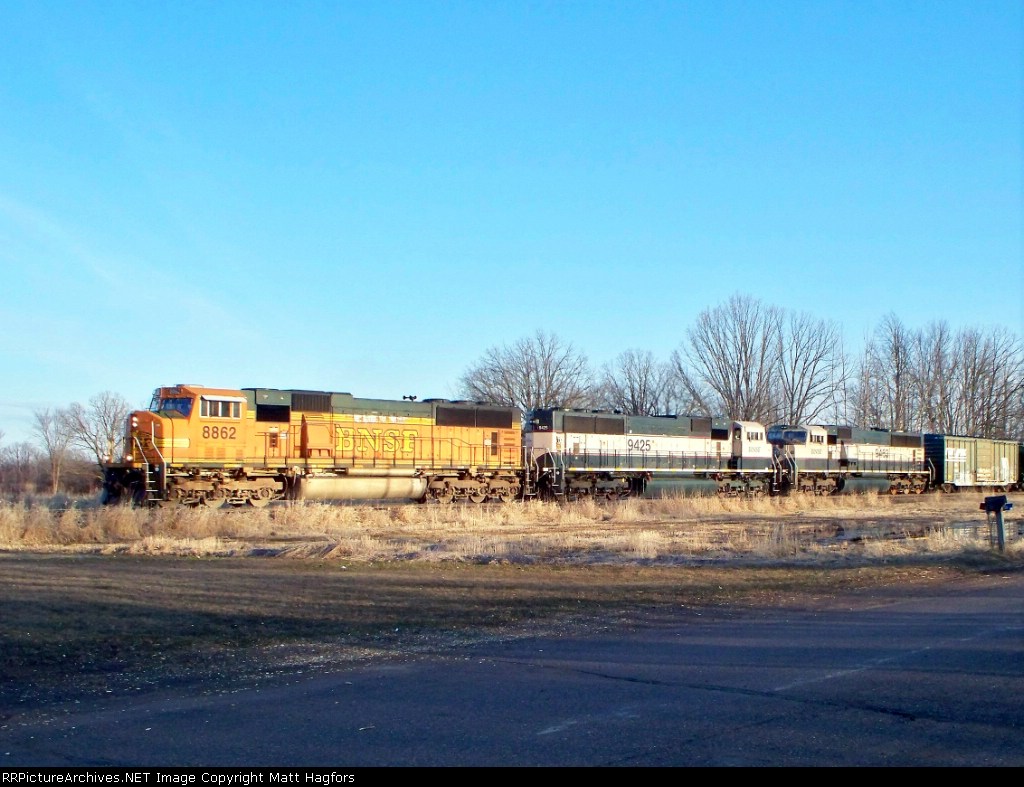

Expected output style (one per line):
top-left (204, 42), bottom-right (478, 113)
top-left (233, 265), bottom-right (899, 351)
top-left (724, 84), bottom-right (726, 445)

top-left (1, 1), bottom-right (1021, 445)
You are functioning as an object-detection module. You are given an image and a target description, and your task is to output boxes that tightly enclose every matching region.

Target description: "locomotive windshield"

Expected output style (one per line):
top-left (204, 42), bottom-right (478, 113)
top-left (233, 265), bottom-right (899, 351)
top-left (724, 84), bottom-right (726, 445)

top-left (767, 426), bottom-right (807, 445)
top-left (151, 396), bottom-right (194, 417)
top-left (526, 409), bottom-right (554, 432)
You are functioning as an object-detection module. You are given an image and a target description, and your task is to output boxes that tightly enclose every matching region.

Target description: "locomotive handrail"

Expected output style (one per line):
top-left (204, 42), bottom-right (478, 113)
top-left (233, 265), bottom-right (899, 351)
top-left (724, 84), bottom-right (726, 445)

top-left (846, 457), bottom-right (931, 474)
top-left (313, 434), bottom-right (523, 470)
top-left (773, 451), bottom-right (796, 479)
top-left (519, 445), bottom-right (539, 498)
top-left (544, 448), bottom-right (737, 473)
top-left (132, 424), bottom-right (166, 468)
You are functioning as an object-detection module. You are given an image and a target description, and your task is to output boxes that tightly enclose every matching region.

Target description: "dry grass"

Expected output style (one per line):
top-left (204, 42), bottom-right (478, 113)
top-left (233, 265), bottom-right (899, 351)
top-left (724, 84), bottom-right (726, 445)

top-left (1, 491), bottom-right (1019, 564)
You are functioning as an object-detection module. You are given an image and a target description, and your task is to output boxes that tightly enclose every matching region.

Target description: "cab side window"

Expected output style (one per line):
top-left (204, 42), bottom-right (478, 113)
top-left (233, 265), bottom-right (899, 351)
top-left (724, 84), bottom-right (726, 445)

top-left (201, 400), bottom-right (241, 418)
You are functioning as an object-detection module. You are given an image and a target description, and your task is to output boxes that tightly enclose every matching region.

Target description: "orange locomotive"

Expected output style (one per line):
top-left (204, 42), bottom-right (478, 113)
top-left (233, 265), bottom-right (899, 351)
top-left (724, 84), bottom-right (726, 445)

top-left (101, 384), bottom-right (525, 507)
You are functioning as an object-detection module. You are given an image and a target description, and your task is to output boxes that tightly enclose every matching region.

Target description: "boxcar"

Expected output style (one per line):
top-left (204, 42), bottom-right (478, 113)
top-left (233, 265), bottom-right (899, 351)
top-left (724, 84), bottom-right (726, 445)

top-left (923, 434), bottom-right (1020, 492)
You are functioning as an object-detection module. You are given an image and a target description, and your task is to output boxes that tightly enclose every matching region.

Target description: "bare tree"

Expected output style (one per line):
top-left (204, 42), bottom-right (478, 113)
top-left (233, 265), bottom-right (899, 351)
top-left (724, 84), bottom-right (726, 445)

top-left (910, 320), bottom-right (958, 434)
top-left (459, 330), bottom-right (596, 412)
top-left (984, 327), bottom-right (1024, 438)
top-left (955, 326), bottom-right (1024, 438)
top-left (595, 349), bottom-right (677, 415)
top-left (32, 408), bottom-right (75, 495)
top-left (851, 318), bottom-right (1024, 437)
top-left (849, 338), bottom-right (882, 428)
top-left (670, 294), bottom-right (783, 421)
top-left (858, 313), bottom-right (916, 430)
top-left (64, 391), bottom-right (131, 474)
top-left (0, 441), bottom-right (42, 496)
top-left (822, 333), bottom-right (863, 426)
top-left (774, 311), bottom-right (846, 425)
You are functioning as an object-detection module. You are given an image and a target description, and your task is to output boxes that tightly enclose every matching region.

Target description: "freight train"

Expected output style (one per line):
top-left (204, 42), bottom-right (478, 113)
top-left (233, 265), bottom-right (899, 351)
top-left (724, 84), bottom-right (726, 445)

top-left (99, 383), bottom-right (1023, 507)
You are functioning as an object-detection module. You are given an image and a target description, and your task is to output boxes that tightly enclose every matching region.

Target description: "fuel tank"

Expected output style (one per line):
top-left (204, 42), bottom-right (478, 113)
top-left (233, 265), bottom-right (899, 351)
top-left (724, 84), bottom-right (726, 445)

top-left (836, 477), bottom-right (892, 495)
top-left (295, 474), bottom-right (429, 502)
top-left (641, 478), bottom-right (721, 498)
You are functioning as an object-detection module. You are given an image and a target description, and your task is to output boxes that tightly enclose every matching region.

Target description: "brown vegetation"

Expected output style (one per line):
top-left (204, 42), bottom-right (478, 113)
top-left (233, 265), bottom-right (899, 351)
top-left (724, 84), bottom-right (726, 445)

top-left (1, 491), bottom-right (1019, 563)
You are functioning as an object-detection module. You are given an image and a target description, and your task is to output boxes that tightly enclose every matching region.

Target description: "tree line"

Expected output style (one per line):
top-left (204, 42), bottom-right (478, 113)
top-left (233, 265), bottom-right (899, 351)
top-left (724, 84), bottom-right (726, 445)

top-left (0, 391), bottom-right (130, 498)
top-left (3, 293), bottom-right (1022, 498)
top-left (459, 294), bottom-right (1024, 438)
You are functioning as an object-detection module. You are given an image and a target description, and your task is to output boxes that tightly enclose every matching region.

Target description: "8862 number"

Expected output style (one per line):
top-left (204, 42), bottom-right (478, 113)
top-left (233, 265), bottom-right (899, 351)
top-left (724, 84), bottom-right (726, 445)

top-left (202, 426), bottom-right (237, 440)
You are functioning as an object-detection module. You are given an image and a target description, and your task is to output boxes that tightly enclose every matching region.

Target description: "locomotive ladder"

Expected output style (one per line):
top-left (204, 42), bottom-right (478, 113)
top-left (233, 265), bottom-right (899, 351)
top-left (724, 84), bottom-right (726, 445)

top-left (519, 447), bottom-right (568, 500)
top-left (132, 433), bottom-right (166, 505)
top-left (547, 451), bottom-right (568, 499)
top-left (773, 452), bottom-right (796, 493)
top-left (519, 447), bottom-right (540, 499)
top-left (142, 462), bottom-right (162, 503)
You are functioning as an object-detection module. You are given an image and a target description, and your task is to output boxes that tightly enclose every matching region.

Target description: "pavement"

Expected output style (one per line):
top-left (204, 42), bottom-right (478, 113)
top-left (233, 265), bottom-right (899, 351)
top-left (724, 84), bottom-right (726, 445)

top-left (3, 567), bottom-right (1024, 767)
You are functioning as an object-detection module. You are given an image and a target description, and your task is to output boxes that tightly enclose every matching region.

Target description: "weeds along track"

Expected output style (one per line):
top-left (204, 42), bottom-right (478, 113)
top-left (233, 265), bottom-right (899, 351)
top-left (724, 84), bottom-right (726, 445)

top-left (0, 491), bottom-right (1017, 564)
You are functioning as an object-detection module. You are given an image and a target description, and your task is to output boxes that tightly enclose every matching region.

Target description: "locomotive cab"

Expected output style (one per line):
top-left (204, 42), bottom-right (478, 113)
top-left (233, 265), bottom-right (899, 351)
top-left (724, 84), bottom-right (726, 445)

top-left (766, 424), bottom-right (836, 494)
top-left (730, 421), bottom-right (774, 470)
top-left (126, 385), bottom-right (248, 467)
top-left (767, 424), bottom-right (829, 471)
top-left (103, 384), bottom-right (259, 507)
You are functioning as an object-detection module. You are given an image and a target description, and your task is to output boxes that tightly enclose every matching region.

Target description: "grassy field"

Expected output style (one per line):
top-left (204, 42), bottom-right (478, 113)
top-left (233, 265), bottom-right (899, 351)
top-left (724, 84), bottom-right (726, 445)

top-left (2, 492), bottom-right (1022, 712)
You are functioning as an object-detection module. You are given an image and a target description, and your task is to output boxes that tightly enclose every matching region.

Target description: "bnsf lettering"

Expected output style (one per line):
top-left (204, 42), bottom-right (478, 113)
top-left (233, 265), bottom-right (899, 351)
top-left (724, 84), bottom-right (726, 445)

top-left (201, 426), bottom-right (237, 440)
top-left (336, 426), bottom-right (417, 453)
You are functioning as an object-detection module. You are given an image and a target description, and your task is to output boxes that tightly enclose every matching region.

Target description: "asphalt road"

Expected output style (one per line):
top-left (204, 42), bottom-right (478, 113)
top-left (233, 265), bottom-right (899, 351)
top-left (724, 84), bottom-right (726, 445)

top-left (4, 568), bottom-right (1024, 767)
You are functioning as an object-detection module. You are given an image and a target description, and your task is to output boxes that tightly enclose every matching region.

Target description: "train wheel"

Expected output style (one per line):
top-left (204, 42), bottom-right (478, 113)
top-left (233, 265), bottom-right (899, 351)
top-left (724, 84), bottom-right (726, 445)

top-left (468, 490), bottom-right (487, 504)
top-left (165, 486), bottom-right (190, 507)
top-left (247, 487), bottom-right (274, 508)
top-left (431, 487), bottom-right (455, 505)
top-left (202, 488), bottom-right (228, 508)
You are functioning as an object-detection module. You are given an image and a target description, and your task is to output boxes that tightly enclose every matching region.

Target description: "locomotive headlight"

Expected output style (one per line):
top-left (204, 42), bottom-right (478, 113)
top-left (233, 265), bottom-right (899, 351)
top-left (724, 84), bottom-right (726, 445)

top-left (131, 416), bottom-right (139, 428)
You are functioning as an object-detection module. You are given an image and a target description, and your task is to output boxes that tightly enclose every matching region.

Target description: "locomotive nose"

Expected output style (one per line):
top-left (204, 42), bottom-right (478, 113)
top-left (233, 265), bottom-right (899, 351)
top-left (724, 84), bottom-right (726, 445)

top-left (124, 411), bottom-right (163, 462)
